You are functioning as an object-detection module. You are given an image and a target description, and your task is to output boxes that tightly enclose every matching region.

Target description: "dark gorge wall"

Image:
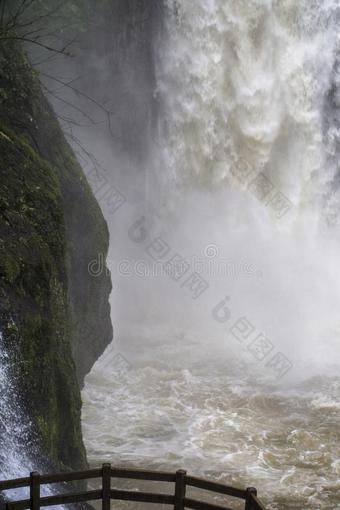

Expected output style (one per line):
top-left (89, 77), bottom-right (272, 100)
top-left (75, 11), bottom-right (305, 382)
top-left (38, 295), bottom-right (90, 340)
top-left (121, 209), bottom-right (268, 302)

top-left (0, 40), bottom-right (112, 470)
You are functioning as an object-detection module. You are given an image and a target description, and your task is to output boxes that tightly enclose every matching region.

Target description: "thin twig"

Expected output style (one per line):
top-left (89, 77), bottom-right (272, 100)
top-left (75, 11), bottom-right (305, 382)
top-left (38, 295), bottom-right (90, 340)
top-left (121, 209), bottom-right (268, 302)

top-left (40, 72), bottom-right (114, 115)
top-left (57, 111), bottom-right (106, 128)
top-left (42, 83), bottom-right (98, 125)
top-left (39, 72), bottom-right (118, 139)
top-left (8, 0), bottom-right (26, 28)
top-left (0, 35), bottom-right (72, 55)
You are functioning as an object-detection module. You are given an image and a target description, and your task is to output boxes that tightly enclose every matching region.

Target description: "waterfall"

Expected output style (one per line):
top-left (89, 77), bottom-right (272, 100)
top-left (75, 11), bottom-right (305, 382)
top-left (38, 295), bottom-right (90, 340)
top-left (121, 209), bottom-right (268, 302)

top-left (82, 2), bottom-right (340, 508)
top-left (155, 0), bottom-right (339, 205)
top-left (0, 330), bottom-right (60, 504)
top-left (0, 329), bottom-right (35, 484)
top-left (135, 0), bottom-right (340, 374)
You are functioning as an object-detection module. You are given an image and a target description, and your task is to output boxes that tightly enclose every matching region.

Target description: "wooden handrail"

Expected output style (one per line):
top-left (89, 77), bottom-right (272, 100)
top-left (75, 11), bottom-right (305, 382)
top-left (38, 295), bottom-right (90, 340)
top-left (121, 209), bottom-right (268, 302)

top-left (0, 464), bottom-right (267, 510)
top-left (185, 475), bottom-right (247, 499)
top-left (110, 467), bottom-right (176, 482)
top-left (184, 498), bottom-right (234, 510)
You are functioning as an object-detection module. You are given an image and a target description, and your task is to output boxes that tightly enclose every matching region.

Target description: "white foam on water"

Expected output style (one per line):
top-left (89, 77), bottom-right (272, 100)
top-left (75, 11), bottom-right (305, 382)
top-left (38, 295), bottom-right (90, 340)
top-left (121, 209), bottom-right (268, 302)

top-left (82, 2), bottom-right (340, 508)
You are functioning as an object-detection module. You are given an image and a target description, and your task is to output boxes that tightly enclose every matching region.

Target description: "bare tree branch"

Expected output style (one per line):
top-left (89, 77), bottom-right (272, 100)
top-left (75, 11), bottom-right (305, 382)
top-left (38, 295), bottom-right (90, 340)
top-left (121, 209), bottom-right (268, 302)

top-left (0, 0), bottom-right (121, 158)
top-left (56, 111), bottom-right (106, 128)
top-left (31, 50), bottom-right (65, 66)
top-left (39, 72), bottom-right (118, 139)
top-left (0, 34), bottom-right (72, 55)
top-left (8, 0), bottom-right (28, 28)
top-left (40, 72), bottom-right (114, 116)
top-left (6, 0), bottom-right (67, 29)
top-left (11, 0), bottom-right (35, 23)
top-left (63, 128), bottom-right (109, 179)
top-left (41, 83), bottom-right (99, 125)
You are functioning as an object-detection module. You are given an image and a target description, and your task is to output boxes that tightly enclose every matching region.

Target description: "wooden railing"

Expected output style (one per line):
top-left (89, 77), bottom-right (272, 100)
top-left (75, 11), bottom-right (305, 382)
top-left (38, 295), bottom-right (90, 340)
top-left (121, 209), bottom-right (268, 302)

top-left (0, 464), bottom-right (266, 510)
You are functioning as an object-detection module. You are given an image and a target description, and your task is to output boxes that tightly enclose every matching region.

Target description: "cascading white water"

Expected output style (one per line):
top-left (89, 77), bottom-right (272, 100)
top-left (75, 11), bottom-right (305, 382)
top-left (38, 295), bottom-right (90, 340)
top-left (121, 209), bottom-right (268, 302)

top-left (82, 2), bottom-right (340, 508)
top-left (144, 0), bottom-right (340, 371)
top-left (155, 0), bottom-right (337, 201)
top-left (0, 328), bottom-right (37, 501)
top-left (0, 330), bottom-right (62, 505)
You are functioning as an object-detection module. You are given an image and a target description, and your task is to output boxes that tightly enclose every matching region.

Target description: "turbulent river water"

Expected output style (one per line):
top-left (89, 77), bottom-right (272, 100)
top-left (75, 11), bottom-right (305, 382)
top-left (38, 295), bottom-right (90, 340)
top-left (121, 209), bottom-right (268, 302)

top-left (82, 334), bottom-right (340, 510)
top-left (82, 1), bottom-right (340, 509)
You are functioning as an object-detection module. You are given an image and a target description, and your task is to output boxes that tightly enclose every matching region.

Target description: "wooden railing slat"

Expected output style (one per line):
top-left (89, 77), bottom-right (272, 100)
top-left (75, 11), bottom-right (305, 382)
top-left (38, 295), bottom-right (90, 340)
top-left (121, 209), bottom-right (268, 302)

top-left (40, 468), bottom-right (102, 484)
top-left (110, 488), bottom-right (174, 504)
top-left (0, 469), bottom-right (103, 490)
top-left (185, 476), bottom-right (247, 499)
top-left (6, 490), bottom-right (102, 510)
top-left (6, 498), bottom-right (30, 510)
top-left (0, 478), bottom-right (30, 490)
top-left (110, 467), bottom-right (176, 482)
top-left (184, 497), bottom-right (234, 510)
top-left (39, 489), bottom-right (102, 507)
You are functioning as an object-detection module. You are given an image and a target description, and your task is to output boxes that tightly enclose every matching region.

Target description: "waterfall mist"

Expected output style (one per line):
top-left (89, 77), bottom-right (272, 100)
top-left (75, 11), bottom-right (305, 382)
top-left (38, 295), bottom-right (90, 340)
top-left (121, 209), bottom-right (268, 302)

top-left (63, 0), bottom-right (340, 378)
top-left (36, 1), bottom-right (340, 507)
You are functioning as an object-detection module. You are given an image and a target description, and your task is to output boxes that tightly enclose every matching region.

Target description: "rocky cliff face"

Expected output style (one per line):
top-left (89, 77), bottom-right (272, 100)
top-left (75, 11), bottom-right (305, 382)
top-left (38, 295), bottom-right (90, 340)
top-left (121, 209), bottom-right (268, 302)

top-left (0, 40), bottom-right (112, 470)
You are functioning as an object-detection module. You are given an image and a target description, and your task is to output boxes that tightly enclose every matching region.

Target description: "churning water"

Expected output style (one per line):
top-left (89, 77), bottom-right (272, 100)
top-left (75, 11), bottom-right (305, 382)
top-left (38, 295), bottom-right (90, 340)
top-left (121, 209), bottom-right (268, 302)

top-left (83, 335), bottom-right (340, 509)
top-left (82, 1), bottom-right (340, 509)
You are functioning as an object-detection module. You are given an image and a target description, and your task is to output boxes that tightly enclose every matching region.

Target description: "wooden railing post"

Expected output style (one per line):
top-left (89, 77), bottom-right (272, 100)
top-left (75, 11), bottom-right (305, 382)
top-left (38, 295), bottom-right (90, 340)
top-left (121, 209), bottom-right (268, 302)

top-left (174, 469), bottom-right (186, 510)
top-left (245, 487), bottom-right (257, 510)
top-left (102, 463), bottom-right (111, 510)
top-left (30, 472), bottom-right (40, 510)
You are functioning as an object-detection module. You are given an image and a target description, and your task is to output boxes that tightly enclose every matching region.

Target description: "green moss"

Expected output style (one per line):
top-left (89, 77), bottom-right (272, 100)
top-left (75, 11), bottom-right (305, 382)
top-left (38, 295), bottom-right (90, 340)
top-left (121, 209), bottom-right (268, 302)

top-left (0, 40), bottom-right (112, 471)
top-left (0, 122), bottom-right (86, 470)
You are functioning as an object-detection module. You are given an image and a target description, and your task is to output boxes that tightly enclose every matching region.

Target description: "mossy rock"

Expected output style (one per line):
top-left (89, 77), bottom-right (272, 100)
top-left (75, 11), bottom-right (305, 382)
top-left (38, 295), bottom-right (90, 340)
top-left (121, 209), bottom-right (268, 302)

top-left (0, 39), bottom-right (113, 470)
